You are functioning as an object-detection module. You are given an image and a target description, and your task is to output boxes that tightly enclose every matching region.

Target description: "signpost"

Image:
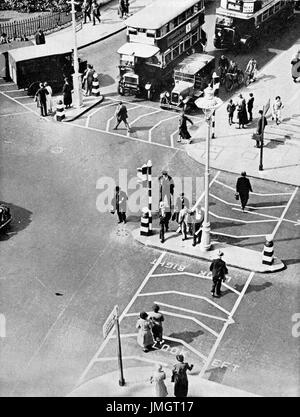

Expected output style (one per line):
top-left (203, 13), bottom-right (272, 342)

top-left (103, 305), bottom-right (125, 386)
top-left (259, 98), bottom-right (270, 171)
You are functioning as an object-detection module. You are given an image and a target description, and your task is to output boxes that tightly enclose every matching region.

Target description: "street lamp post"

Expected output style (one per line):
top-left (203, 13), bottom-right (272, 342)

top-left (195, 87), bottom-right (223, 251)
top-left (68, 0), bottom-right (83, 108)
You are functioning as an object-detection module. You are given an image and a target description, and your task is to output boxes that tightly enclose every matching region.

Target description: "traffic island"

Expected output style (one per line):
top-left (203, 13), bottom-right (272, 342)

top-left (67, 366), bottom-right (260, 397)
top-left (62, 94), bottom-right (104, 122)
top-left (132, 228), bottom-right (285, 273)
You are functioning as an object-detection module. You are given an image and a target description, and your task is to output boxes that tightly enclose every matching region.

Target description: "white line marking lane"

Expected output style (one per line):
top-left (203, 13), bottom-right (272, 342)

top-left (76, 252), bottom-right (166, 387)
top-left (271, 187), bottom-right (298, 239)
top-left (199, 271), bottom-right (255, 377)
top-left (214, 180), bottom-right (293, 196)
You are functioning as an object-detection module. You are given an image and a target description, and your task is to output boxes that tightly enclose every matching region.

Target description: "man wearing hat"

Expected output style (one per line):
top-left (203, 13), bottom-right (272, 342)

top-left (159, 201), bottom-right (167, 243)
top-left (236, 171), bottom-right (253, 212)
top-left (209, 250), bottom-right (228, 297)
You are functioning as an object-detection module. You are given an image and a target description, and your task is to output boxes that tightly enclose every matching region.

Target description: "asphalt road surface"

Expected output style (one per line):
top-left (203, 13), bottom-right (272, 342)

top-left (0, 2), bottom-right (300, 398)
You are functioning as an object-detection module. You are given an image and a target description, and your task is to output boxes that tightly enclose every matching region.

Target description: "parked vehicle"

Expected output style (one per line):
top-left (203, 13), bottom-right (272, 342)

top-left (0, 204), bottom-right (12, 232)
top-left (160, 53), bottom-right (215, 113)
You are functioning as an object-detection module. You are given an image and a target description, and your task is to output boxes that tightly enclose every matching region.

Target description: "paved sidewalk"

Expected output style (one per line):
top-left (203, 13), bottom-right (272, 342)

top-left (132, 228), bottom-right (285, 273)
top-left (187, 43), bottom-right (300, 187)
top-left (68, 366), bottom-right (260, 397)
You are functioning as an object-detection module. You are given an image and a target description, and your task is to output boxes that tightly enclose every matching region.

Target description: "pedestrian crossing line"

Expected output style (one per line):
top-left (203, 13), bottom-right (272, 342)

top-left (125, 309), bottom-right (219, 337)
top-left (149, 115), bottom-right (178, 143)
top-left (86, 101), bottom-right (116, 127)
top-left (199, 271), bottom-right (255, 378)
top-left (1, 89), bottom-right (20, 92)
top-left (138, 290), bottom-right (231, 316)
top-left (94, 356), bottom-right (169, 367)
top-left (151, 272), bottom-right (240, 295)
top-left (214, 179), bottom-right (294, 196)
top-left (0, 110), bottom-right (32, 117)
top-left (108, 334), bottom-right (208, 362)
top-left (126, 307), bottom-right (227, 323)
top-left (0, 90), bottom-right (50, 122)
top-left (211, 193), bottom-right (287, 210)
top-left (232, 207), bottom-right (299, 225)
top-left (211, 231), bottom-right (267, 239)
top-left (75, 252), bottom-right (166, 387)
top-left (210, 211), bottom-right (277, 224)
top-left (130, 109), bottom-right (161, 126)
top-left (270, 187), bottom-right (298, 239)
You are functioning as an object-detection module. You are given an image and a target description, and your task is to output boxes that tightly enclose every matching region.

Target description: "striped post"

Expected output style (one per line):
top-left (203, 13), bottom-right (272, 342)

top-left (140, 208), bottom-right (150, 236)
top-left (211, 110), bottom-right (216, 139)
top-left (262, 235), bottom-right (274, 265)
top-left (55, 100), bottom-right (66, 121)
top-left (147, 160), bottom-right (152, 234)
top-left (92, 72), bottom-right (100, 96)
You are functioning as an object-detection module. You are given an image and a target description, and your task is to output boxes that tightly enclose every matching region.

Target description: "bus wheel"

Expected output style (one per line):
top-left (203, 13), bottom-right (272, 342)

top-left (225, 76), bottom-right (233, 92)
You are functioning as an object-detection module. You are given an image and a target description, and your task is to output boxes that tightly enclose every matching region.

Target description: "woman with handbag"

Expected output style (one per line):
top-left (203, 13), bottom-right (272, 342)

top-left (236, 171), bottom-right (253, 212)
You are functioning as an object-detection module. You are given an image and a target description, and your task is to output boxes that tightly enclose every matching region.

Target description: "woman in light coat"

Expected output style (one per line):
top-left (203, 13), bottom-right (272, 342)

top-left (44, 82), bottom-right (53, 113)
top-left (136, 311), bottom-right (154, 352)
top-left (272, 96), bottom-right (284, 125)
top-left (150, 364), bottom-right (168, 397)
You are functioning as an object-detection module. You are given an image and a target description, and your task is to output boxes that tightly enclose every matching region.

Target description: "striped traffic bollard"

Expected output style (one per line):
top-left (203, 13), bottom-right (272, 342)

top-left (211, 110), bottom-right (216, 139)
top-left (92, 72), bottom-right (100, 97)
top-left (140, 207), bottom-right (150, 236)
top-left (147, 160), bottom-right (152, 234)
top-left (262, 235), bottom-right (274, 265)
top-left (55, 100), bottom-right (65, 122)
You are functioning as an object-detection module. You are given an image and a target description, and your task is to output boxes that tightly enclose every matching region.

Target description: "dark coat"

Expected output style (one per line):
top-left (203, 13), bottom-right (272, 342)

top-left (227, 102), bottom-right (236, 115)
top-left (35, 86), bottom-right (48, 103)
top-left (237, 98), bottom-right (248, 125)
top-left (179, 114), bottom-right (193, 139)
top-left (247, 97), bottom-right (254, 111)
top-left (257, 116), bottom-right (267, 135)
top-left (209, 258), bottom-right (228, 280)
top-left (172, 362), bottom-right (193, 397)
top-left (35, 30), bottom-right (45, 45)
top-left (63, 82), bottom-right (72, 106)
top-left (236, 176), bottom-right (253, 196)
top-left (117, 104), bottom-right (128, 121)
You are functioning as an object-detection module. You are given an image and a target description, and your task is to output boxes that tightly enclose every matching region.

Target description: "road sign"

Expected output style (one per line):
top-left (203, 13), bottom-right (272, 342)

top-left (103, 305), bottom-right (118, 339)
top-left (263, 98), bottom-right (270, 116)
top-left (76, 21), bottom-right (82, 32)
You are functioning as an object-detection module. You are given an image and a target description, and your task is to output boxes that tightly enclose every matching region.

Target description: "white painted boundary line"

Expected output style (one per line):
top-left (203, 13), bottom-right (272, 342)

top-left (210, 211), bottom-right (277, 224)
top-left (71, 121), bottom-right (185, 151)
top-left (271, 187), bottom-right (298, 239)
top-left (126, 307), bottom-right (227, 322)
top-left (86, 102), bottom-right (116, 128)
top-left (0, 111), bottom-right (32, 117)
top-left (232, 207), bottom-right (299, 225)
top-left (0, 90), bottom-right (50, 122)
top-left (130, 109), bottom-right (161, 126)
top-left (76, 252), bottom-right (166, 387)
top-left (211, 231), bottom-right (267, 239)
top-left (138, 290), bottom-right (231, 315)
top-left (125, 309), bottom-right (219, 337)
top-left (150, 272), bottom-right (240, 295)
top-left (199, 271), bottom-right (255, 378)
top-left (94, 356), bottom-right (169, 367)
top-left (214, 180), bottom-right (293, 196)
top-left (211, 193), bottom-right (286, 210)
top-left (149, 115), bottom-right (178, 143)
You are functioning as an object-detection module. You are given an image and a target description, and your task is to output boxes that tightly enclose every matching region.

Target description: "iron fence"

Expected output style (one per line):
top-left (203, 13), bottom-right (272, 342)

top-left (0, 11), bottom-right (82, 39)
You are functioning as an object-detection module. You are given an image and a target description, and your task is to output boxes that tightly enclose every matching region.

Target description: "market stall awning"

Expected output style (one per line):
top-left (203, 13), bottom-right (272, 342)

top-left (117, 43), bottom-right (160, 58)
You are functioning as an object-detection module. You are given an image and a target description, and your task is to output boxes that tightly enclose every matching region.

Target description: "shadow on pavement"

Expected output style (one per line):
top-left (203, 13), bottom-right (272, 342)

top-left (235, 282), bottom-right (273, 294)
top-left (207, 366), bottom-right (227, 384)
top-left (0, 202), bottom-right (32, 241)
top-left (167, 330), bottom-right (204, 346)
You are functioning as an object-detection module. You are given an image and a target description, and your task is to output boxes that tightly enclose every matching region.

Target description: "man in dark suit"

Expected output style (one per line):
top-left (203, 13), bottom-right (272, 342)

top-left (111, 186), bottom-right (127, 223)
top-left (210, 250), bottom-right (228, 297)
top-left (113, 102), bottom-right (130, 131)
top-left (35, 27), bottom-right (45, 45)
top-left (35, 82), bottom-right (48, 116)
top-left (255, 109), bottom-right (268, 147)
top-left (247, 93), bottom-right (254, 122)
top-left (236, 171), bottom-right (253, 212)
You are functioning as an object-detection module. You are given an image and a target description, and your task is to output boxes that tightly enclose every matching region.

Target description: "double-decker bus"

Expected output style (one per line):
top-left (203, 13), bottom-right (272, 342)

top-left (214, 0), bottom-right (295, 50)
top-left (117, 0), bottom-right (207, 98)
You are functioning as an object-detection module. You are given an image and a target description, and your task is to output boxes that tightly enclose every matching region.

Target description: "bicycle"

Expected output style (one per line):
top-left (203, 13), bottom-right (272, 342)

top-left (224, 69), bottom-right (244, 92)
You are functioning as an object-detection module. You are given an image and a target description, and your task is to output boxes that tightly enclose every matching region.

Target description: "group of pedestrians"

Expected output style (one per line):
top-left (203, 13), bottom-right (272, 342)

top-left (118, 0), bottom-right (130, 18)
top-left (82, 0), bottom-right (101, 25)
top-left (226, 93), bottom-right (254, 128)
top-left (136, 304), bottom-right (164, 352)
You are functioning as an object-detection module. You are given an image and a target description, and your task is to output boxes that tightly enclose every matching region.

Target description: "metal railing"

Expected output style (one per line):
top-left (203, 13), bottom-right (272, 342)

top-left (0, 11), bottom-right (82, 39)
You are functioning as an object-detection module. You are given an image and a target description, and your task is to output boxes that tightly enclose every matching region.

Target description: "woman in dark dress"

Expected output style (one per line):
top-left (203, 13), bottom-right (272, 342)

top-left (178, 111), bottom-right (193, 143)
top-left (237, 94), bottom-right (248, 128)
top-left (63, 78), bottom-right (72, 108)
top-left (171, 354), bottom-right (193, 397)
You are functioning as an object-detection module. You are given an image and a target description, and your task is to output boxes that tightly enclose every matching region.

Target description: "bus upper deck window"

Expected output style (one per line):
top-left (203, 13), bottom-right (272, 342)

top-left (146, 30), bottom-right (155, 38)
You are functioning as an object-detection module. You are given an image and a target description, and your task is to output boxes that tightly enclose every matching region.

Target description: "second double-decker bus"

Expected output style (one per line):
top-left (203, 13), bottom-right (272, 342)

top-left (117, 0), bottom-right (207, 99)
top-left (214, 0), bottom-right (295, 51)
